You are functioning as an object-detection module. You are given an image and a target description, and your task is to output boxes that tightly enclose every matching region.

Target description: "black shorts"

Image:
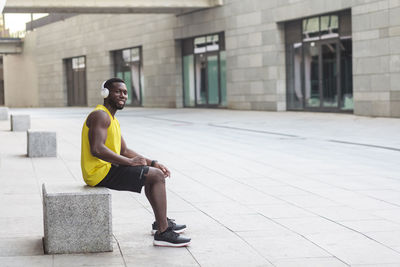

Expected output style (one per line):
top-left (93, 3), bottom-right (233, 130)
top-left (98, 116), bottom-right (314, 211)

top-left (96, 165), bottom-right (149, 193)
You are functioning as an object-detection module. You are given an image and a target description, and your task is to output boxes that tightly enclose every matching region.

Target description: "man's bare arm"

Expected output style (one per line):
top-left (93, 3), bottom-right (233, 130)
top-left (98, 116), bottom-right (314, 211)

top-left (87, 111), bottom-right (146, 166)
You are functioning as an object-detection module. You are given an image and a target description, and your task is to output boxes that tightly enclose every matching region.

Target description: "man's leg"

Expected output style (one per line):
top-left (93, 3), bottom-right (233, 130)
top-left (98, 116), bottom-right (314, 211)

top-left (144, 168), bottom-right (168, 233)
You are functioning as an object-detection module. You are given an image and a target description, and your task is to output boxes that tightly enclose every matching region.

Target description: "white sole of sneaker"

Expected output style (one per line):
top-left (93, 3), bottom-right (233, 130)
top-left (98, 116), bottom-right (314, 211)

top-left (151, 227), bottom-right (186, 236)
top-left (153, 240), bottom-right (191, 247)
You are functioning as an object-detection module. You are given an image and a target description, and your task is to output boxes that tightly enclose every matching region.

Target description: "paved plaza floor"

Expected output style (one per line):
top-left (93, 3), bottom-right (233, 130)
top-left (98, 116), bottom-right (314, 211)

top-left (0, 107), bottom-right (400, 267)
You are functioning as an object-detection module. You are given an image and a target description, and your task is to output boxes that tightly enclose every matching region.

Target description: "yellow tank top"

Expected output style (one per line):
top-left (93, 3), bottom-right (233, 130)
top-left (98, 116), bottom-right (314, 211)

top-left (81, 105), bottom-right (121, 186)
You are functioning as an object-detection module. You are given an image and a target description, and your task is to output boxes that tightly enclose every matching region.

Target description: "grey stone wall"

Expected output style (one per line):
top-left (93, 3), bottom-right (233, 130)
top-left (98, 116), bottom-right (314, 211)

top-left (32, 13), bottom-right (180, 107)
top-left (5, 0), bottom-right (400, 117)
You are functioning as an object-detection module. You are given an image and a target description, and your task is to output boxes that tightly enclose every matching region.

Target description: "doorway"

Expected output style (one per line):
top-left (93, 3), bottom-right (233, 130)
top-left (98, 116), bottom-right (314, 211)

top-left (182, 33), bottom-right (226, 108)
top-left (195, 52), bottom-right (220, 106)
top-left (304, 40), bottom-right (340, 110)
top-left (285, 11), bottom-right (353, 112)
top-left (65, 56), bottom-right (87, 106)
top-left (113, 47), bottom-right (143, 106)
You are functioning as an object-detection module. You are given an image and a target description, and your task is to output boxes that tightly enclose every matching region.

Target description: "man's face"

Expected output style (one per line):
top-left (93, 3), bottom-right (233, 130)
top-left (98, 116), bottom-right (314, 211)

top-left (108, 82), bottom-right (128, 110)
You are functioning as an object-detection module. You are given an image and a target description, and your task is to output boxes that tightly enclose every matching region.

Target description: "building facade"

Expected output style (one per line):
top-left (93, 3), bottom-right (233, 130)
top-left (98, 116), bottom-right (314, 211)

top-left (3, 0), bottom-right (400, 117)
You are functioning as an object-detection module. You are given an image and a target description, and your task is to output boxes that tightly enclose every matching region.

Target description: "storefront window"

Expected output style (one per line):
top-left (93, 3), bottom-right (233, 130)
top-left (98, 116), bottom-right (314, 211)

top-left (182, 32), bottom-right (226, 107)
top-left (285, 10), bottom-right (352, 112)
top-left (113, 47), bottom-right (143, 106)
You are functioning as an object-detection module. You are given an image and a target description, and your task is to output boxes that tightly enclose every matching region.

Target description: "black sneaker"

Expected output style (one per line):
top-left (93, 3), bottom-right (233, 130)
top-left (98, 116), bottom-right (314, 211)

top-left (151, 218), bottom-right (187, 235)
top-left (153, 227), bottom-right (191, 247)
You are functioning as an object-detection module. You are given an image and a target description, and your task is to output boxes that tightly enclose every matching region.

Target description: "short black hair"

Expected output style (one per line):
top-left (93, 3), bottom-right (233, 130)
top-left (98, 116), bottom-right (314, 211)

top-left (104, 78), bottom-right (125, 90)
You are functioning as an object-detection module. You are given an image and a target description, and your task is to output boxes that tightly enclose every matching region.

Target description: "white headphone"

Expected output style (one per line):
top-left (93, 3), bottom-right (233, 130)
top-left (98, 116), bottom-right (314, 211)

top-left (100, 81), bottom-right (109, 98)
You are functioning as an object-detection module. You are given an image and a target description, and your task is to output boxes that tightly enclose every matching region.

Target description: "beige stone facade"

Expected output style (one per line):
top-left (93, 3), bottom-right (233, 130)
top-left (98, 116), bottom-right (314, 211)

top-left (3, 0), bottom-right (400, 117)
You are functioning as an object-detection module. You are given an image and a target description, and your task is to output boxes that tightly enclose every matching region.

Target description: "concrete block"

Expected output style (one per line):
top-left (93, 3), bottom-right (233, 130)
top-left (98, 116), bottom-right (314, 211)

top-left (236, 11), bottom-right (261, 28)
top-left (11, 114), bottom-right (30, 132)
top-left (354, 56), bottom-right (389, 75)
top-left (391, 101), bottom-right (400, 117)
top-left (42, 183), bottom-right (112, 254)
top-left (27, 130), bottom-right (57, 157)
top-left (389, 36), bottom-right (400, 53)
top-left (390, 6), bottom-right (400, 26)
top-left (370, 74), bottom-right (390, 92)
top-left (0, 107), bottom-right (9, 120)
top-left (390, 73), bottom-right (400, 91)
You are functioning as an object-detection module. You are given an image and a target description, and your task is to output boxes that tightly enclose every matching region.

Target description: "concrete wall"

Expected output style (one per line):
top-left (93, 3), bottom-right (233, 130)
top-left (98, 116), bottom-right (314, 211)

top-left (3, 0), bottom-right (400, 117)
top-left (352, 0), bottom-right (400, 117)
top-left (175, 0), bottom-right (400, 116)
top-left (4, 32), bottom-right (39, 107)
top-left (29, 13), bottom-right (180, 107)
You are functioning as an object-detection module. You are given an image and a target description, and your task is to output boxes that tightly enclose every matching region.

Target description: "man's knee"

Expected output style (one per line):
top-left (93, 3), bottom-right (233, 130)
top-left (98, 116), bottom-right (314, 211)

top-left (145, 168), bottom-right (165, 185)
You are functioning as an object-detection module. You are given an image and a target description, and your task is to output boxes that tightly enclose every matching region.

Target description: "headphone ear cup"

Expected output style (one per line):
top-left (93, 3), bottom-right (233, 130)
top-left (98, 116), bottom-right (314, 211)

top-left (101, 88), bottom-right (109, 98)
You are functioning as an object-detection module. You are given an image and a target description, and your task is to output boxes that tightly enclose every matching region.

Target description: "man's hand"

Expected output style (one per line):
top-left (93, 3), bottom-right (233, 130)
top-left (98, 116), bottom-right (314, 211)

top-left (154, 162), bottom-right (171, 178)
top-left (129, 156), bottom-right (147, 166)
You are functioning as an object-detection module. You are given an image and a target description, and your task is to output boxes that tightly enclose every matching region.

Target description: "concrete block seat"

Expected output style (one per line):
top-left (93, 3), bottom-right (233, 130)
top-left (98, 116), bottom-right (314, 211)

top-left (0, 107), bottom-right (9, 120)
top-left (27, 130), bottom-right (56, 157)
top-left (42, 183), bottom-right (112, 254)
top-left (11, 114), bottom-right (30, 131)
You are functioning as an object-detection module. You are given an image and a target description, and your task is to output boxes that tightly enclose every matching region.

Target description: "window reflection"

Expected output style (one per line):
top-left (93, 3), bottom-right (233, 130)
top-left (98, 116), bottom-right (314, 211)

top-left (113, 47), bottom-right (142, 106)
top-left (285, 11), bottom-right (353, 111)
top-left (182, 33), bottom-right (226, 107)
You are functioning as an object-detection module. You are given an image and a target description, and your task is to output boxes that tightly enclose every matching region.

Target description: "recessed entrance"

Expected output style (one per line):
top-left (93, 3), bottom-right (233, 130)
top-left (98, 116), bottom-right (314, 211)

top-left (65, 56), bottom-right (87, 106)
top-left (182, 33), bottom-right (226, 107)
top-left (113, 47), bottom-right (143, 107)
top-left (285, 10), bottom-right (353, 112)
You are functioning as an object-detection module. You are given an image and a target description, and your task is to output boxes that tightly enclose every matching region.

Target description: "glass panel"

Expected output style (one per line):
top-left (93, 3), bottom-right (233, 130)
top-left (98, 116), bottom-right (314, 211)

top-left (116, 71), bottom-right (124, 80)
top-left (340, 39), bottom-right (353, 110)
top-left (114, 48), bottom-right (142, 106)
top-left (219, 51), bottom-right (227, 106)
top-left (321, 15), bottom-right (339, 39)
top-left (304, 42), bottom-right (320, 107)
top-left (183, 55), bottom-right (195, 107)
top-left (322, 43), bottom-right (338, 107)
top-left (130, 62), bottom-right (141, 105)
top-left (124, 71), bottom-right (132, 105)
top-left (195, 53), bottom-right (207, 104)
top-left (286, 42), bottom-right (303, 109)
top-left (122, 49), bottom-right (130, 63)
top-left (207, 54), bottom-right (219, 105)
top-left (194, 37), bottom-right (207, 54)
top-left (72, 57), bottom-right (78, 70)
top-left (303, 17), bottom-right (320, 41)
top-left (131, 48), bottom-right (140, 62)
top-left (77, 67), bottom-right (86, 105)
top-left (66, 57), bottom-right (87, 106)
top-left (206, 34), bottom-right (219, 52)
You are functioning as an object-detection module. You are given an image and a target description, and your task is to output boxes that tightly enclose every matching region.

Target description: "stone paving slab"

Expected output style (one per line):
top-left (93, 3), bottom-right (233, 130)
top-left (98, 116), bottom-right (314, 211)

top-left (0, 107), bottom-right (400, 266)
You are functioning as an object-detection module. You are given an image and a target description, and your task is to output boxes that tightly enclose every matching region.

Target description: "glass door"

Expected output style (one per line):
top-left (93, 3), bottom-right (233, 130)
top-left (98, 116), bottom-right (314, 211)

top-left (195, 53), bottom-right (207, 105)
top-left (183, 33), bottom-right (226, 108)
top-left (304, 42), bottom-right (320, 108)
top-left (114, 47), bottom-right (142, 106)
top-left (321, 41), bottom-right (339, 108)
top-left (207, 53), bottom-right (219, 105)
top-left (194, 52), bottom-right (221, 106)
top-left (303, 40), bottom-right (340, 110)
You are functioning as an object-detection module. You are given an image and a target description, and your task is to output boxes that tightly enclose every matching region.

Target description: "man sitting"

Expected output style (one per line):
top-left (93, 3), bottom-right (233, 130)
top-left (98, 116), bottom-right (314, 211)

top-left (81, 78), bottom-right (191, 247)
